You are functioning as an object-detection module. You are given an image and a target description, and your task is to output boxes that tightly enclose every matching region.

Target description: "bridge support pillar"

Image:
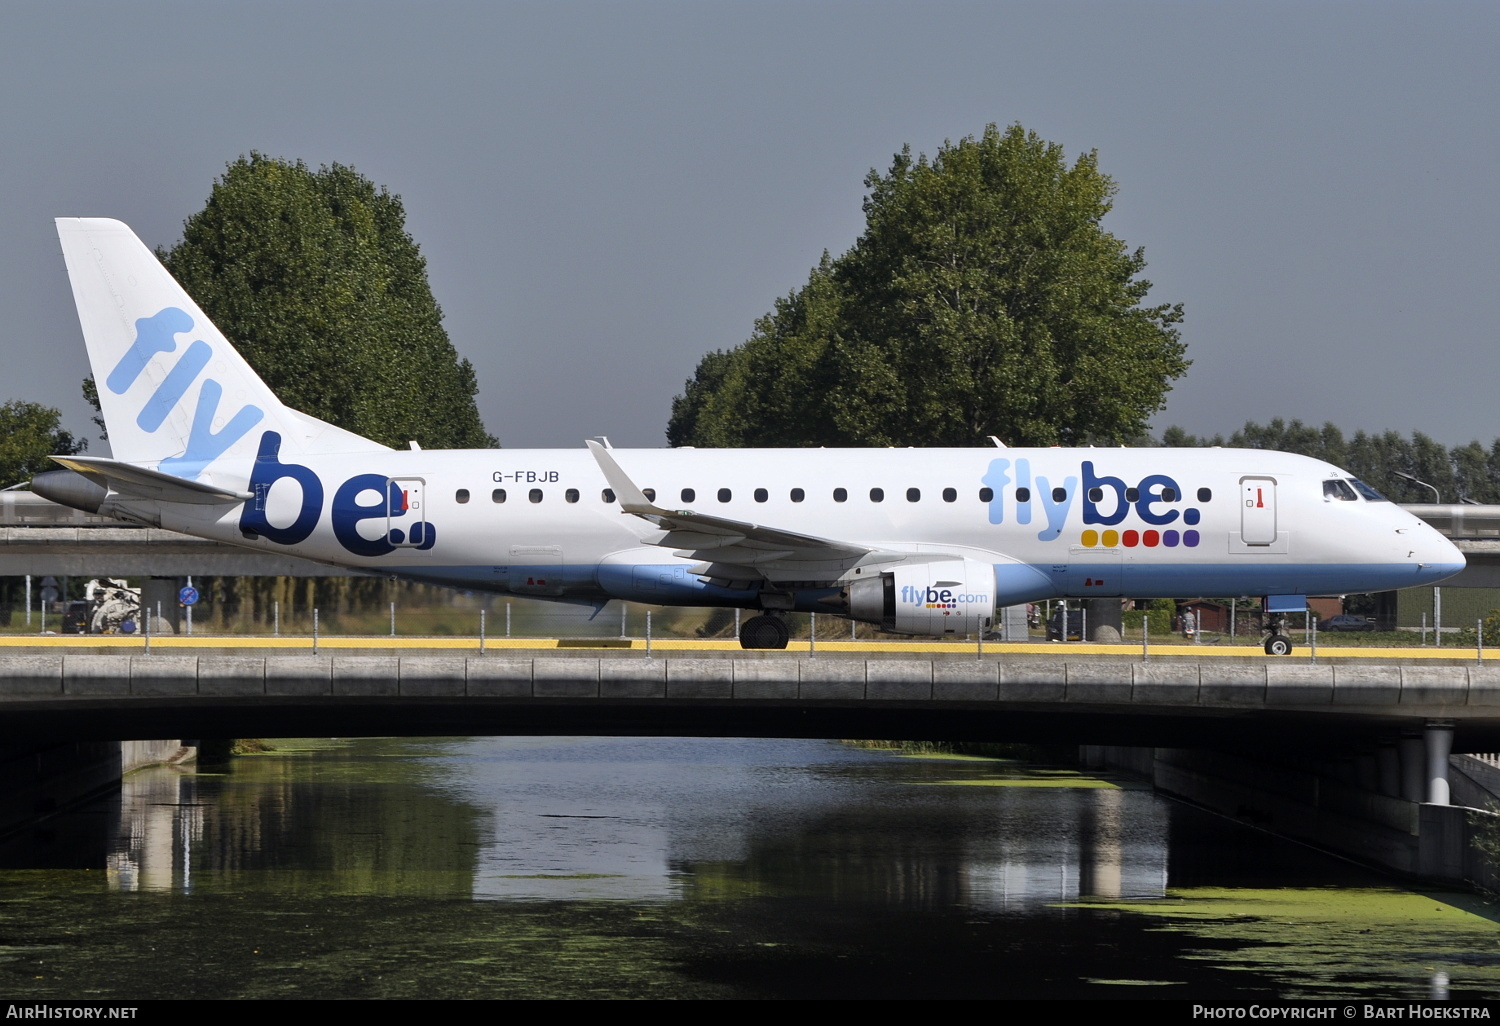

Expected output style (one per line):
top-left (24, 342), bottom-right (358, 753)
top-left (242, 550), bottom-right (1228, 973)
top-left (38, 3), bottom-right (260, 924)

top-left (1399, 733), bottom-right (1425, 801)
top-left (1426, 721), bottom-right (1454, 806)
top-left (1376, 741), bottom-right (1401, 798)
top-left (140, 577), bottom-right (182, 633)
top-left (1084, 599), bottom-right (1123, 643)
top-left (996, 605), bottom-right (1029, 642)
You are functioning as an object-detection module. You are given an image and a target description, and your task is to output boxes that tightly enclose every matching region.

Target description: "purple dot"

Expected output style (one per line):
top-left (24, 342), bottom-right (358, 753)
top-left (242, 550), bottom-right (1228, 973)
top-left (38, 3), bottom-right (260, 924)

top-left (1184, 508), bottom-right (1200, 525)
top-left (1163, 530), bottom-right (1180, 547)
top-left (1183, 530), bottom-right (1200, 547)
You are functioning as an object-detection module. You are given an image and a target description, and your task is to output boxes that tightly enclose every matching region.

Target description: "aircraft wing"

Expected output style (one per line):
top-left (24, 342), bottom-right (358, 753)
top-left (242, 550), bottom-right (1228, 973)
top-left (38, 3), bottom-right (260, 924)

top-left (587, 441), bottom-right (885, 583)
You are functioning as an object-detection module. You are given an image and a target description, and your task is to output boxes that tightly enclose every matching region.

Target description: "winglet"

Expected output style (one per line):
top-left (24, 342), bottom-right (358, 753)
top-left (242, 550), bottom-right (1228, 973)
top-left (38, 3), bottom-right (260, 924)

top-left (586, 440), bottom-right (662, 515)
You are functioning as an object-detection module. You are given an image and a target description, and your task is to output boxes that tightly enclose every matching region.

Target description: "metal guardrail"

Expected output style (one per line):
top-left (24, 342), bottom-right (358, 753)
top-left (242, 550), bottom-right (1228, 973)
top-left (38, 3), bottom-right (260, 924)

top-left (1400, 505), bottom-right (1500, 540)
top-left (0, 490), bottom-right (124, 526)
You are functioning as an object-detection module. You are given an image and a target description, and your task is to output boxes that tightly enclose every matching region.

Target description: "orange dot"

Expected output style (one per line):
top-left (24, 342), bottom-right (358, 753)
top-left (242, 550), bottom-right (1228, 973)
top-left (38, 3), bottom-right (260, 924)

top-left (1081, 530), bottom-right (1099, 547)
top-left (1102, 530), bottom-right (1119, 547)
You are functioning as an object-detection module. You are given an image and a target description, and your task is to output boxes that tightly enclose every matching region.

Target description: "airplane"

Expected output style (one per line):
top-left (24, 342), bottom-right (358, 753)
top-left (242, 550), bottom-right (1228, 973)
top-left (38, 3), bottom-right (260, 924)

top-left (32, 218), bottom-right (1466, 654)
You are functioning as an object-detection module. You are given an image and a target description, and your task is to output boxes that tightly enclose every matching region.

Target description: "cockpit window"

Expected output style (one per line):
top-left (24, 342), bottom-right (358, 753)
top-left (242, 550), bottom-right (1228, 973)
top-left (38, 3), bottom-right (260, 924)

top-left (1349, 479), bottom-right (1389, 502)
top-left (1323, 479), bottom-right (1358, 501)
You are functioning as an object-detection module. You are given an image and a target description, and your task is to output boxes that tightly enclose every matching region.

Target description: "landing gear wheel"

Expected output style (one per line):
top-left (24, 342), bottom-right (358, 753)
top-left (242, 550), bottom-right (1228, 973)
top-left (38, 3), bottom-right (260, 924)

top-left (740, 614), bottom-right (790, 650)
top-left (1264, 634), bottom-right (1293, 656)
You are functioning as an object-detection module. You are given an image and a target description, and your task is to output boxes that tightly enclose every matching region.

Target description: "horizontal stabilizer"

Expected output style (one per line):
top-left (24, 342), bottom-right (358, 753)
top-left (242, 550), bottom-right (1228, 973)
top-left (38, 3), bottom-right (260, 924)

top-left (51, 455), bottom-right (250, 504)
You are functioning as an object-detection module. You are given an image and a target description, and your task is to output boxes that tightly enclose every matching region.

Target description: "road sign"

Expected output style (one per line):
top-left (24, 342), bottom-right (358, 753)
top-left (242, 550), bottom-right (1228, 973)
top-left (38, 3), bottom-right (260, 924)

top-left (178, 586), bottom-right (199, 606)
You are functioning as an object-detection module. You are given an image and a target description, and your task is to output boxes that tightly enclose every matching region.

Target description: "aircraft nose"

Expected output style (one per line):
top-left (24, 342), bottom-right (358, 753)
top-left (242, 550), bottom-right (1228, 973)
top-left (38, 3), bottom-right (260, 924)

top-left (1415, 529), bottom-right (1466, 585)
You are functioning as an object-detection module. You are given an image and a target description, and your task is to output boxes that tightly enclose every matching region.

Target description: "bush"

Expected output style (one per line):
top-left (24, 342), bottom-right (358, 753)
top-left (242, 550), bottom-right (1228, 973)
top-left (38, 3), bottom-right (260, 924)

top-left (1122, 598), bottom-right (1176, 635)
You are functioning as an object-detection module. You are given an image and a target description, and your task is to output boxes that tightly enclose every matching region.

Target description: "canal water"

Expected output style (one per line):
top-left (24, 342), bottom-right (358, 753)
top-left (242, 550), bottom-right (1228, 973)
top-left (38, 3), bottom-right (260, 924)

top-left (1, 735), bottom-right (1498, 999)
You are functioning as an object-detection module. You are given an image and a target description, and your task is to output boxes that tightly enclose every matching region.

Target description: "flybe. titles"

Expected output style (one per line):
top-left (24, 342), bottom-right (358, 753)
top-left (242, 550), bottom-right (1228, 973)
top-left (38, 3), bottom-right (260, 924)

top-left (239, 432), bottom-right (437, 556)
top-left (982, 458), bottom-right (1201, 542)
top-left (900, 585), bottom-right (988, 608)
top-left (108, 308), bottom-right (264, 479)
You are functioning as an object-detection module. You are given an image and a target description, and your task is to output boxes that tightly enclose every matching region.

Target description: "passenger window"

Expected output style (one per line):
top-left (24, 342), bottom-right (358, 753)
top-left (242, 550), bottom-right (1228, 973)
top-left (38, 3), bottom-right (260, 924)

top-left (834, 488), bottom-right (847, 502)
top-left (565, 488), bottom-right (579, 503)
top-left (681, 488), bottom-right (695, 503)
top-left (790, 488), bottom-right (805, 503)
top-left (718, 488), bottom-right (732, 502)
top-left (456, 489), bottom-right (470, 504)
top-left (643, 488), bottom-right (656, 502)
top-left (1051, 487), bottom-right (1067, 503)
top-left (906, 488), bottom-right (920, 502)
top-left (529, 489), bottom-right (543, 503)
top-left (1197, 487), bottom-right (1212, 502)
top-left (601, 489), bottom-right (615, 503)
top-left (979, 487), bottom-right (993, 502)
top-left (1015, 487), bottom-right (1029, 502)
top-left (492, 488), bottom-right (506, 503)
top-left (942, 487), bottom-right (957, 502)
top-left (1088, 487), bottom-right (1103, 502)
top-left (1125, 487), bottom-right (1139, 502)
top-left (870, 488), bottom-right (884, 502)
top-left (1161, 487), bottom-right (1177, 502)
top-left (754, 488), bottom-right (768, 503)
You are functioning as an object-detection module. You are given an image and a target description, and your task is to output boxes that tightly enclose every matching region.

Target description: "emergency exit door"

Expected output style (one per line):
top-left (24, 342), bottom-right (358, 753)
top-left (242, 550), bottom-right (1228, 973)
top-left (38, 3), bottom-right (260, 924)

top-left (1240, 477), bottom-right (1277, 545)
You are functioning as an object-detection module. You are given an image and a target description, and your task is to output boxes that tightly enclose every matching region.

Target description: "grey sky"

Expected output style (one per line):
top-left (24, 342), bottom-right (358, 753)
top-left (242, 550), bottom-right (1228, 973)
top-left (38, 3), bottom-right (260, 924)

top-left (2, 2), bottom-right (1496, 453)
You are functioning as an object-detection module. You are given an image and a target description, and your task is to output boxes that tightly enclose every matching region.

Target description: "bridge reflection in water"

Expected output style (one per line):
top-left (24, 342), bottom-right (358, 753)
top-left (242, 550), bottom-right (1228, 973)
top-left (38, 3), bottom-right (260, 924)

top-left (95, 737), bottom-right (1166, 907)
top-left (3, 735), bottom-right (1495, 999)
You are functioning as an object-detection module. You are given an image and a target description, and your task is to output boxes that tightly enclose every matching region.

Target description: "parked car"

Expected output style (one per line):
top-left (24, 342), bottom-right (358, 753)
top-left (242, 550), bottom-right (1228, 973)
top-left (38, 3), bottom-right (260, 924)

top-left (1046, 609), bottom-right (1084, 642)
top-left (1320, 614), bottom-right (1377, 632)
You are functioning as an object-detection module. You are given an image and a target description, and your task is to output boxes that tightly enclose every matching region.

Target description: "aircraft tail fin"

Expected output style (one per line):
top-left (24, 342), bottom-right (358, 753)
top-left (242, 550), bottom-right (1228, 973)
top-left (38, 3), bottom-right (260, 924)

top-left (54, 218), bottom-right (388, 481)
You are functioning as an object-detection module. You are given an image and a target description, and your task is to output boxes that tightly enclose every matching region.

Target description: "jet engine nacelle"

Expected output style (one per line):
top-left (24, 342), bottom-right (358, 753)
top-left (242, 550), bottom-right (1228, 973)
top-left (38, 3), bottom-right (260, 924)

top-left (846, 559), bottom-right (995, 636)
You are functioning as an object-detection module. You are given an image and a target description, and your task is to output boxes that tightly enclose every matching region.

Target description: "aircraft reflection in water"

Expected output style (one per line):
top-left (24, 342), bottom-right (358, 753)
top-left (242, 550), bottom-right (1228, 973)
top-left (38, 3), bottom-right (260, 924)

top-left (37, 219), bottom-right (1463, 655)
top-left (93, 738), bottom-right (1164, 907)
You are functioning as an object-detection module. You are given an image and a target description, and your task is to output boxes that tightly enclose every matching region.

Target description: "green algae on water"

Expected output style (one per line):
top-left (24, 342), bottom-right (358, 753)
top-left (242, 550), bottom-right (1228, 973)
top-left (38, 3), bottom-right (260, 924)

top-left (1063, 887), bottom-right (1500, 999)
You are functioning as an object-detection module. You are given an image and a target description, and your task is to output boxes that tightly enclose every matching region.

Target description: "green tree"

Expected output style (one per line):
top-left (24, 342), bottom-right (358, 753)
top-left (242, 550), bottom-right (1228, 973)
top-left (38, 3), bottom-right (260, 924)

top-left (151, 154), bottom-right (495, 449)
top-left (0, 400), bottom-right (85, 488)
top-left (669, 124), bottom-right (1187, 447)
top-left (1155, 418), bottom-right (1500, 504)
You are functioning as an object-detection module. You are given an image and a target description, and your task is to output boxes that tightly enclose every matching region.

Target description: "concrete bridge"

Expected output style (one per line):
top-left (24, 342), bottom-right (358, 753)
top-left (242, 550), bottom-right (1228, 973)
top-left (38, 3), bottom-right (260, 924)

top-left (3, 649), bottom-right (1498, 764)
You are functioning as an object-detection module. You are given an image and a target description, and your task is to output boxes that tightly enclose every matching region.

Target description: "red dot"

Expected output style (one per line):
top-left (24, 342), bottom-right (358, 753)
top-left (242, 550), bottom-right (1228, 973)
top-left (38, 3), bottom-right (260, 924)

top-left (1122, 530), bottom-right (1139, 547)
top-left (1143, 530), bottom-right (1160, 547)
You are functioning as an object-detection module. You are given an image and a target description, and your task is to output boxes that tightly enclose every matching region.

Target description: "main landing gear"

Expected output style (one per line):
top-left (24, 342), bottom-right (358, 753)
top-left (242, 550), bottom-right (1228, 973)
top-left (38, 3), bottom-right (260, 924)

top-left (740, 614), bottom-right (790, 650)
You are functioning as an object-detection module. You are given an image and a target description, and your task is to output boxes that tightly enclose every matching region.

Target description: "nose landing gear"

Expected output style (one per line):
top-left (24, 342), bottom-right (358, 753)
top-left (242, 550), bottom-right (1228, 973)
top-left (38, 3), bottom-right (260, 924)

top-left (1262, 612), bottom-right (1293, 656)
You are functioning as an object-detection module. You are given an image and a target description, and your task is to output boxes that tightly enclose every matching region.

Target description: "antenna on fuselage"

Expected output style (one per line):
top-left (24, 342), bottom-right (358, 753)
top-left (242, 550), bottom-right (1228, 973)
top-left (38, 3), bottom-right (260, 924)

top-left (988, 436), bottom-right (1006, 448)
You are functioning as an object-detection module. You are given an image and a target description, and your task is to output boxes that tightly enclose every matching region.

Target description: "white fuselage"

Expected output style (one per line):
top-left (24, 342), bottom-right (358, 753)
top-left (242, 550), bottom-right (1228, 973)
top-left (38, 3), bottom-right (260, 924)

top-left (135, 443), bottom-right (1463, 613)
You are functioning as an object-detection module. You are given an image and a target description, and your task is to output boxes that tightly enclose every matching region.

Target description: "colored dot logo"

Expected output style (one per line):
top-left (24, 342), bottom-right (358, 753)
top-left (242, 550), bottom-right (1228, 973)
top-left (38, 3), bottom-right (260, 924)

top-left (1081, 529), bottom-right (1199, 548)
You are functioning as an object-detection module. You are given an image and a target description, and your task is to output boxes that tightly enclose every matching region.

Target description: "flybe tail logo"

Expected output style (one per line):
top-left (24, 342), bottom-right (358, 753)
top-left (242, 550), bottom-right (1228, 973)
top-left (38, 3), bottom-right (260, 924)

top-left (982, 458), bottom-right (1203, 543)
top-left (108, 308), bottom-right (264, 479)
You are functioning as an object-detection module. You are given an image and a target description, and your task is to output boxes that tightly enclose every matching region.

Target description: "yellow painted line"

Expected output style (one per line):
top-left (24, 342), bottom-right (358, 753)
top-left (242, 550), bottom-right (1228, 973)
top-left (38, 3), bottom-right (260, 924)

top-left (0, 635), bottom-right (1490, 659)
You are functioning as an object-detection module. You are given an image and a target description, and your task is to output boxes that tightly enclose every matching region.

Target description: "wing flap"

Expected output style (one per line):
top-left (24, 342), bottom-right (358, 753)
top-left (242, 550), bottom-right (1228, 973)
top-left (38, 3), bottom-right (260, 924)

top-left (587, 440), bottom-right (872, 582)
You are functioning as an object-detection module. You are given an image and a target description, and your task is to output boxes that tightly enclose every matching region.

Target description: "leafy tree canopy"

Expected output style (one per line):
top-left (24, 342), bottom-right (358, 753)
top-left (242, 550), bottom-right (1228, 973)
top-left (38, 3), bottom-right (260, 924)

top-left (1161, 418), bottom-right (1500, 505)
top-left (143, 154), bottom-right (495, 449)
top-left (0, 400), bottom-right (84, 488)
top-left (669, 124), bottom-right (1187, 448)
